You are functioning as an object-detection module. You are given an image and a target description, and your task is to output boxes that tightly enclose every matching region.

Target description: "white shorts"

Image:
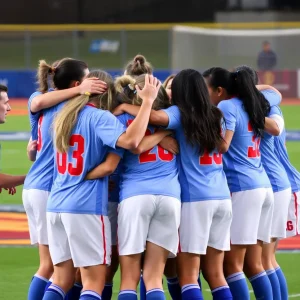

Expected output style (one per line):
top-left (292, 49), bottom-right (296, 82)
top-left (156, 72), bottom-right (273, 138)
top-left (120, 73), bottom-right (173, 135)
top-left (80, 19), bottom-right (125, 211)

top-left (286, 191), bottom-right (300, 237)
top-left (47, 213), bottom-right (111, 267)
top-left (272, 188), bottom-right (291, 239)
top-left (22, 189), bottom-right (49, 245)
top-left (108, 202), bottom-right (118, 246)
top-left (118, 195), bottom-right (181, 256)
top-left (231, 188), bottom-right (274, 245)
top-left (179, 200), bottom-right (232, 255)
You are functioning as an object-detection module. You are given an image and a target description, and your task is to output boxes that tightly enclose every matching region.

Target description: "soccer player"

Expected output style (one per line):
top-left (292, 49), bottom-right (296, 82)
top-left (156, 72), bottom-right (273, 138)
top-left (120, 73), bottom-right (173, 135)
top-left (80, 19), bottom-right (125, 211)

top-left (274, 123), bottom-right (300, 300)
top-left (115, 69), bottom-right (233, 300)
top-left (0, 84), bottom-right (26, 192)
top-left (43, 74), bottom-right (161, 300)
top-left (23, 58), bottom-right (106, 300)
top-left (203, 67), bottom-right (281, 300)
top-left (113, 74), bottom-right (180, 300)
top-left (235, 65), bottom-right (291, 300)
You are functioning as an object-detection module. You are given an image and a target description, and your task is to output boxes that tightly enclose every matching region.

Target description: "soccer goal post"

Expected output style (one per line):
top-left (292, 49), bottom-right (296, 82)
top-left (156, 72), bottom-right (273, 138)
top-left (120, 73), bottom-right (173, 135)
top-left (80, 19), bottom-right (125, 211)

top-left (170, 25), bottom-right (300, 71)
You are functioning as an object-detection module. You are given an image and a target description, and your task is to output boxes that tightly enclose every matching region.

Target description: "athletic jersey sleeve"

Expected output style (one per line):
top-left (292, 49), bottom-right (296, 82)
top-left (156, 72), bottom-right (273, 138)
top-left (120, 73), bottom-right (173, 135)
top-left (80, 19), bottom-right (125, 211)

top-left (217, 100), bottom-right (237, 132)
top-left (28, 92), bottom-right (42, 141)
top-left (108, 146), bottom-right (125, 158)
top-left (95, 111), bottom-right (126, 149)
top-left (261, 89), bottom-right (282, 106)
top-left (162, 105), bottom-right (181, 130)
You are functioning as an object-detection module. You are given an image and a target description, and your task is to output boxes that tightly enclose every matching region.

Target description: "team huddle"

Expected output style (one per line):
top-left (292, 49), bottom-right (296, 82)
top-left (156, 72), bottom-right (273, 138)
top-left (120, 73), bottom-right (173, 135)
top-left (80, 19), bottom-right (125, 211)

top-left (1, 54), bottom-right (300, 300)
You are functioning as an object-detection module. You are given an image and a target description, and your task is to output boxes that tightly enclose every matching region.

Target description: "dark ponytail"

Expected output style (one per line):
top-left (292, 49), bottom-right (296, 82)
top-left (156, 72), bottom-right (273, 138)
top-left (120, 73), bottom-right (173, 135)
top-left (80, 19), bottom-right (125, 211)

top-left (233, 69), bottom-right (270, 137)
top-left (172, 69), bottom-right (224, 154)
top-left (203, 67), bottom-right (270, 138)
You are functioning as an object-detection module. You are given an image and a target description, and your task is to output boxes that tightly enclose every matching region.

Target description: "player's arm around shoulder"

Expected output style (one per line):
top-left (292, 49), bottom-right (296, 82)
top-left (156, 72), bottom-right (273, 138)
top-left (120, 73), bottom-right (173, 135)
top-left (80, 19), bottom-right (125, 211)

top-left (86, 152), bottom-right (121, 180)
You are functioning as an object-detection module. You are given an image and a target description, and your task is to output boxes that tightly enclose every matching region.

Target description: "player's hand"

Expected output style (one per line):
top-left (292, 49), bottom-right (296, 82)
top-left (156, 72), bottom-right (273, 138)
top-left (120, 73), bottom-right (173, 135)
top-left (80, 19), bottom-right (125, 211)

top-left (79, 77), bottom-right (107, 95)
top-left (113, 104), bottom-right (124, 116)
top-left (159, 136), bottom-right (179, 155)
top-left (0, 187), bottom-right (16, 195)
top-left (27, 139), bottom-right (38, 153)
top-left (136, 74), bottom-right (161, 104)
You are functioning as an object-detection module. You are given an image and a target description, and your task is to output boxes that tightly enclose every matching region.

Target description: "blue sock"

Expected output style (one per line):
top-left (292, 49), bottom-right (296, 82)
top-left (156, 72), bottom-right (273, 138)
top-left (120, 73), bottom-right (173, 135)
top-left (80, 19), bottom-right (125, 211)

top-left (197, 275), bottom-right (202, 290)
top-left (44, 280), bottom-right (53, 294)
top-left (266, 269), bottom-right (281, 300)
top-left (276, 267), bottom-right (288, 300)
top-left (43, 284), bottom-right (65, 300)
top-left (181, 284), bottom-right (203, 300)
top-left (65, 282), bottom-right (82, 300)
top-left (102, 283), bottom-right (113, 300)
top-left (211, 286), bottom-right (232, 300)
top-left (28, 275), bottom-right (49, 300)
top-left (118, 290), bottom-right (138, 300)
top-left (139, 275), bottom-right (146, 300)
top-left (249, 271), bottom-right (273, 300)
top-left (226, 272), bottom-right (250, 300)
top-left (167, 277), bottom-right (181, 300)
top-left (146, 288), bottom-right (165, 299)
top-left (80, 290), bottom-right (101, 299)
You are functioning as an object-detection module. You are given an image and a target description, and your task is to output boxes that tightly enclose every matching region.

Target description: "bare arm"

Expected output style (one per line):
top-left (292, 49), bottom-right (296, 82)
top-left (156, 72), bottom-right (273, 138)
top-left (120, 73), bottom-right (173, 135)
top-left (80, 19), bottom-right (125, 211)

top-left (30, 78), bottom-right (107, 113)
top-left (256, 85), bottom-right (282, 98)
top-left (218, 130), bottom-right (234, 154)
top-left (131, 130), bottom-right (172, 154)
top-left (116, 75), bottom-right (163, 149)
top-left (264, 117), bottom-right (280, 136)
top-left (85, 153), bottom-right (121, 180)
top-left (159, 136), bottom-right (179, 155)
top-left (0, 174), bottom-right (26, 189)
top-left (114, 103), bottom-right (169, 127)
top-left (27, 138), bottom-right (37, 162)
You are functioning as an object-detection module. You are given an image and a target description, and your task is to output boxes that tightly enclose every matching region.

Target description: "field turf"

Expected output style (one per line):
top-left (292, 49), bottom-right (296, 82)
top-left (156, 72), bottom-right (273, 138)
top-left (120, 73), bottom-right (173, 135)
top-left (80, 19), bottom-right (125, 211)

top-left (0, 247), bottom-right (299, 299)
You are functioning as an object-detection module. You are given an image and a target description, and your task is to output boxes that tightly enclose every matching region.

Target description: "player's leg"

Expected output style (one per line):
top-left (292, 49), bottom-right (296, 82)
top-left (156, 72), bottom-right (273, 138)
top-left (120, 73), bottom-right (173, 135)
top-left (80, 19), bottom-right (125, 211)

top-left (62, 213), bottom-right (111, 299)
top-left (262, 188), bottom-right (291, 300)
top-left (24, 189), bottom-right (54, 300)
top-left (143, 195), bottom-right (181, 299)
top-left (202, 199), bottom-right (232, 299)
top-left (118, 195), bottom-right (154, 299)
top-left (225, 190), bottom-right (265, 300)
top-left (103, 202), bottom-right (119, 300)
top-left (164, 258), bottom-right (181, 300)
top-left (44, 212), bottom-right (76, 299)
top-left (143, 242), bottom-right (169, 299)
top-left (65, 269), bottom-right (82, 300)
top-left (178, 200), bottom-right (218, 300)
top-left (243, 188), bottom-right (274, 300)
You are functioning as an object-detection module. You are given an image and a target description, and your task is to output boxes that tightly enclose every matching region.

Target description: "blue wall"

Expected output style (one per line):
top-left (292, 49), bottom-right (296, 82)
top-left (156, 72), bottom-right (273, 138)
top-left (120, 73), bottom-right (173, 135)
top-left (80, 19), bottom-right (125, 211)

top-left (0, 70), bottom-right (172, 98)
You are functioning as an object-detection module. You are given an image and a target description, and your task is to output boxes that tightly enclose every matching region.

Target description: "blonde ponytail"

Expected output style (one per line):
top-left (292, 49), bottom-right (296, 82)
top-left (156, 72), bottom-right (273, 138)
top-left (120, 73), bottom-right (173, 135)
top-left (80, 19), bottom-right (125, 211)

top-left (37, 60), bottom-right (53, 93)
top-left (54, 95), bottom-right (89, 153)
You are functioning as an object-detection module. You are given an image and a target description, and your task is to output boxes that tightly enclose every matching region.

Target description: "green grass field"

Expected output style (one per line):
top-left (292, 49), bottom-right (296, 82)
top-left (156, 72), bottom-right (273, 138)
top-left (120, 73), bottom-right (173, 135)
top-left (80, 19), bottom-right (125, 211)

top-left (0, 105), bottom-right (300, 299)
top-left (0, 247), bottom-right (299, 299)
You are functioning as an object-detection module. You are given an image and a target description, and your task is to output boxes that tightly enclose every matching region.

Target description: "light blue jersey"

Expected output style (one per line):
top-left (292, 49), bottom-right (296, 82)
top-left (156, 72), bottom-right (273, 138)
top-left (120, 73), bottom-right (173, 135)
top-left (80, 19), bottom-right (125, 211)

top-left (23, 93), bottom-right (64, 192)
top-left (274, 129), bottom-right (300, 194)
top-left (48, 104), bottom-right (126, 215)
top-left (117, 113), bottom-right (180, 201)
top-left (108, 159), bottom-right (123, 203)
top-left (218, 98), bottom-right (271, 193)
top-left (260, 105), bottom-right (290, 192)
top-left (163, 105), bottom-right (230, 202)
top-left (27, 91), bottom-right (42, 141)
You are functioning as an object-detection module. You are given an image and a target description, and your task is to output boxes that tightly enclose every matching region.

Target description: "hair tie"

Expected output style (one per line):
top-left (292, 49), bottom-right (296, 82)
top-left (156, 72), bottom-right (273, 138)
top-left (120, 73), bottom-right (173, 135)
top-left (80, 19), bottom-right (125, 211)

top-left (49, 67), bottom-right (56, 75)
top-left (127, 83), bottom-right (137, 94)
